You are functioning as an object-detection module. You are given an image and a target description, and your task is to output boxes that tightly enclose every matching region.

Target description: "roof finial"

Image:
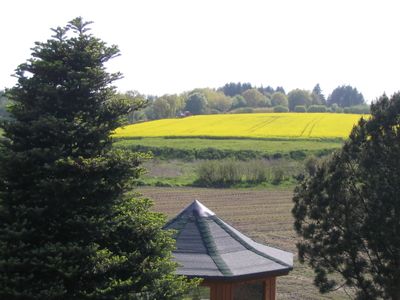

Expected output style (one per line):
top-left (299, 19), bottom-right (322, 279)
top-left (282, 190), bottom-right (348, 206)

top-left (177, 199), bottom-right (215, 217)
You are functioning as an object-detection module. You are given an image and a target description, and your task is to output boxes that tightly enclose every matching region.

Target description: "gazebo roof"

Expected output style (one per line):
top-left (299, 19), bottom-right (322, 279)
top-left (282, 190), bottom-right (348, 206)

top-left (164, 200), bottom-right (293, 280)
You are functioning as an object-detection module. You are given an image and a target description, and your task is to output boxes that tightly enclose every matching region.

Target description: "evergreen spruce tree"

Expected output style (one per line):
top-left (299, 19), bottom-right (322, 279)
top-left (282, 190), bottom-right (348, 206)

top-left (293, 93), bottom-right (400, 299)
top-left (0, 18), bottom-right (195, 300)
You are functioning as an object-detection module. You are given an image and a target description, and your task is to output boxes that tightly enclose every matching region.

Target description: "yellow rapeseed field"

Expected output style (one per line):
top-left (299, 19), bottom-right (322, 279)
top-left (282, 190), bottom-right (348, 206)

top-left (114, 113), bottom-right (368, 139)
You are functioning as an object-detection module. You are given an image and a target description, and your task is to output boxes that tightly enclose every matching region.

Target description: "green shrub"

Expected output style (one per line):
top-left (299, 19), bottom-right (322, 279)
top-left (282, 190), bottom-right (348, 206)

top-left (220, 160), bottom-right (241, 185)
top-left (155, 181), bottom-right (173, 187)
top-left (273, 105), bottom-right (289, 113)
top-left (230, 107), bottom-right (254, 114)
top-left (194, 159), bottom-right (290, 187)
top-left (307, 105), bottom-right (327, 112)
top-left (195, 161), bottom-right (219, 186)
top-left (330, 103), bottom-right (343, 113)
top-left (272, 168), bottom-right (285, 185)
top-left (294, 105), bottom-right (307, 112)
top-left (343, 104), bottom-right (370, 114)
top-left (251, 107), bottom-right (274, 113)
top-left (196, 160), bottom-right (242, 187)
top-left (290, 150), bottom-right (307, 160)
top-left (244, 160), bottom-right (268, 183)
top-left (209, 108), bottom-right (221, 114)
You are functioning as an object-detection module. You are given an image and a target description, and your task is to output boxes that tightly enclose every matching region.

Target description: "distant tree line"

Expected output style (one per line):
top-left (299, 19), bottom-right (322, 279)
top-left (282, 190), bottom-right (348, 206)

top-left (0, 83), bottom-right (370, 123)
top-left (116, 83), bottom-right (369, 123)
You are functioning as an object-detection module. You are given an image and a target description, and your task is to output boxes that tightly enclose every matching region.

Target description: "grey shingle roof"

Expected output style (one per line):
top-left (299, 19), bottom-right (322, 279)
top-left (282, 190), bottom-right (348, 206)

top-left (164, 200), bottom-right (293, 280)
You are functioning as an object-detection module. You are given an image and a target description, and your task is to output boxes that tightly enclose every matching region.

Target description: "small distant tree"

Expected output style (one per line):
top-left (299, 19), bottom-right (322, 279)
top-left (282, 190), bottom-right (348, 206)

top-left (293, 93), bottom-right (400, 299)
top-left (231, 95), bottom-right (247, 109)
top-left (273, 105), bottom-right (289, 113)
top-left (330, 103), bottom-right (343, 113)
top-left (152, 97), bottom-right (171, 119)
top-left (121, 90), bottom-right (148, 123)
top-left (271, 92), bottom-right (288, 107)
top-left (242, 88), bottom-right (270, 107)
top-left (0, 18), bottom-right (195, 300)
top-left (288, 89), bottom-right (312, 111)
top-left (200, 88), bottom-right (232, 112)
top-left (185, 92), bottom-right (208, 114)
top-left (311, 84), bottom-right (326, 105)
top-left (258, 85), bottom-right (275, 96)
top-left (294, 105), bottom-right (307, 112)
top-left (276, 86), bottom-right (286, 94)
top-left (307, 105), bottom-right (327, 112)
top-left (164, 94), bottom-right (184, 117)
top-left (327, 85), bottom-right (365, 107)
top-left (343, 104), bottom-right (370, 114)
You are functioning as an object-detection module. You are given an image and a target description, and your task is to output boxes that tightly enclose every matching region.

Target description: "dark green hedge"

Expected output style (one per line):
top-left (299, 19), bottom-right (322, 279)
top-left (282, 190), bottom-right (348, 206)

top-left (114, 144), bottom-right (334, 161)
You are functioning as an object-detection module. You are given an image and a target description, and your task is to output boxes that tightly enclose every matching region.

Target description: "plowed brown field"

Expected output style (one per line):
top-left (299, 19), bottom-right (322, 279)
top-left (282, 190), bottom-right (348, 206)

top-left (139, 187), bottom-right (351, 300)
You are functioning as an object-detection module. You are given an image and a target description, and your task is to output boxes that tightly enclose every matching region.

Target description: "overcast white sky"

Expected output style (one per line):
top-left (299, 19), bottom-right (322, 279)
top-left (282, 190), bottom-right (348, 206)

top-left (1, 0), bottom-right (399, 101)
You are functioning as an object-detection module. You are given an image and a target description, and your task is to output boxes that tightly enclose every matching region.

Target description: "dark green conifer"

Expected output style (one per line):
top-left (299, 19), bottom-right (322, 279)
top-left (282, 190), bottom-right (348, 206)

top-left (293, 93), bottom-right (400, 299)
top-left (0, 17), bottom-right (194, 300)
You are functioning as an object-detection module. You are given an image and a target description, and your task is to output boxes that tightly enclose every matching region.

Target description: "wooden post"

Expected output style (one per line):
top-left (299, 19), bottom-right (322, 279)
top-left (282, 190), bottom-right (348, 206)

top-left (209, 282), bottom-right (233, 300)
top-left (264, 277), bottom-right (276, 300)
top-left (205, 276), bottom-right (277, 300)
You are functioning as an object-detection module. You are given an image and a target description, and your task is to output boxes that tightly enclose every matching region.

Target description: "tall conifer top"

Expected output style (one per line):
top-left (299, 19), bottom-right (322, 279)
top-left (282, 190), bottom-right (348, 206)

top-left (0, 18), bottom-right (194, 300)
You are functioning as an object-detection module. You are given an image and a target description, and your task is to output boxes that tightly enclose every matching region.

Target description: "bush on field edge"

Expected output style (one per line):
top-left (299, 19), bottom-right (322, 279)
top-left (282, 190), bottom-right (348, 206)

top-left (194, 159), bottom-right (291, 187)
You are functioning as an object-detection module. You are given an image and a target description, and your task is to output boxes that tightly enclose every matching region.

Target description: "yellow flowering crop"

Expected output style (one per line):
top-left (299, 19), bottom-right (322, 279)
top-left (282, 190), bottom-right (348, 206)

top-left (114, 113), bottom-right (368, 139)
